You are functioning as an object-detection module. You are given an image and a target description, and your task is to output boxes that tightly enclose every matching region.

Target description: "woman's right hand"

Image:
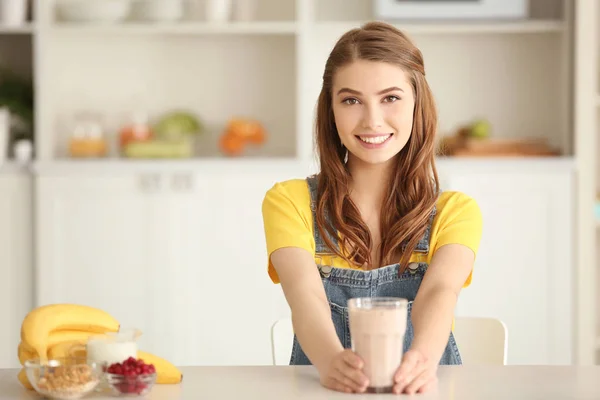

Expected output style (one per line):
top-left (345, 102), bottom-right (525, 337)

top-left (269, 248), bottom-right (368, 392)
top-left (318, 349), bottom-right (370, 393)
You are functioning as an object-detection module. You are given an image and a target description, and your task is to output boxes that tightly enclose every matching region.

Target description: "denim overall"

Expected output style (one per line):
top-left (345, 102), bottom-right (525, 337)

top-left (289, 175), bottom-right (462, 365)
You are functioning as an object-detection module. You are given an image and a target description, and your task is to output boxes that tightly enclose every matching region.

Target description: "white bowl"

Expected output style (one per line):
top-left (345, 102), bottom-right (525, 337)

top-left (56, 0), bottom-right (131, 24)
top-left (130, 0), bottom-right (183, 22)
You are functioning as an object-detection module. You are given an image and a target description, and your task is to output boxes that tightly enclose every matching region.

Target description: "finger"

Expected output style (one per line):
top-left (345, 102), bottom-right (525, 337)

top-left (342, 350), bottom-right (364, 369)
top-left (417, 377), bottom-right (438, 394)
top-left (404, 370), bottom-right (436, 395)
top-left (324, 376), bottom-right (352, 394)
top-left (339, 355), bottom-right (370, 388)
top-left (393, 360), bottom-right (427, 394)
top-left (394, 351), bottom-right (425, 383)
top-left (394, 351), bottom-right (421, 383)
top-left (340, 351), bottom-right (370, 389)
top-left (333, 364), bottom-right (368, 393)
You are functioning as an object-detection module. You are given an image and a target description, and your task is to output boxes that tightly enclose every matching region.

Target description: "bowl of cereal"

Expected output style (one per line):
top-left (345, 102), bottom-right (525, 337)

top-left (24, 357), bottom-right (103, 400)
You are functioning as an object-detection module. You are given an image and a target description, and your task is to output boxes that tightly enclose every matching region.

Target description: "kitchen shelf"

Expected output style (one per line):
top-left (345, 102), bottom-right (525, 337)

top-left (44, 32), bottom-right (297, 160)
top-left (31, 158), bottom-right (306, 175)
top-left (49, 21), bottom-right (299, 35)
top-left (29, 156), bottom-right (576, 176)
top-left (314, 20), bottom-right (566, 35)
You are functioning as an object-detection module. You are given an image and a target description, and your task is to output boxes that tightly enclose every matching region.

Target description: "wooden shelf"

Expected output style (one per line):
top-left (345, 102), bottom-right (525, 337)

top-left (0, 23), bottom-right (35, 34)
top-left (49, 21), bottom-right (298, 35)
top-left (314, 20), bottom-right (565, 35)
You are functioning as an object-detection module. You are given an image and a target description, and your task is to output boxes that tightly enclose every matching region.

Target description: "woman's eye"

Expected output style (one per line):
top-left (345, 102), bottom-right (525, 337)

top-left (342, 98), bottom-right (359, 105)
top-left (384, 95), bottom-right (400, 103)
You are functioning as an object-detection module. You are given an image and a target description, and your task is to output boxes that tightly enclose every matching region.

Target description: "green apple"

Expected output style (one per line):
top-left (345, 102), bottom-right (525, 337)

top-left (470, 119), bottom-right (491, 139)
top-left (154, 111), bottom-right (203, 142)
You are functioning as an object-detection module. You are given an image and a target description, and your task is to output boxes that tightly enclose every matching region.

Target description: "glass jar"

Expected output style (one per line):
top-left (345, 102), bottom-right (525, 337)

top-left (68, 111), bottom-right (108, 158)
top-left (86, 329), bottom-right (142, 367)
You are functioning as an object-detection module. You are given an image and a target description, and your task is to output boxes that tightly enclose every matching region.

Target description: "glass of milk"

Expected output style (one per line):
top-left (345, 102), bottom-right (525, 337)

top-left (86, 329), bottom-right (141, 367)
top-left (348, 297), bottom-right (408, 393)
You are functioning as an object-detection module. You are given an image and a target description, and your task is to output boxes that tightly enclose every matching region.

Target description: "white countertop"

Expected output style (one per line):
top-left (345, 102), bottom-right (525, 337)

top-left (2, 365), bottom-right (600, 399)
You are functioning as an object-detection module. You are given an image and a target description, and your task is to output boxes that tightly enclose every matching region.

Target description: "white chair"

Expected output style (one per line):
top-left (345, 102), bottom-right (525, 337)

top-left (453, 316), bottom-right (508, 365)
top-left (270, 316), bottom-right (508, 366)
top-left (271, 317), bottom-right (295, 365)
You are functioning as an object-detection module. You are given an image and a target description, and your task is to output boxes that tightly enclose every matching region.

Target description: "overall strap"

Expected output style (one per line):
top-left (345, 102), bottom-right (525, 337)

top-left (409, 204), bottom-right (437, 254)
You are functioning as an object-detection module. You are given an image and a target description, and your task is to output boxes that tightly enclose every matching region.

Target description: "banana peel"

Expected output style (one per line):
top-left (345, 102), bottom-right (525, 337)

top-left (20, 304), bottom-right (119, 362)
top-left (18, 368), bottom-right (32, 390)
top-left (137, 350), bottom-right (183, 384)
top-left (47, 340), bottom-right (87, 360)
top-left (17, 342), bottom-right (35, 365)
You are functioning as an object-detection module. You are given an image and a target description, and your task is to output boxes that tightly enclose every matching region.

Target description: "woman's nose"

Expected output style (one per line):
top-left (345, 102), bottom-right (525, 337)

top-left (362, 104), bottom-right (384, 131)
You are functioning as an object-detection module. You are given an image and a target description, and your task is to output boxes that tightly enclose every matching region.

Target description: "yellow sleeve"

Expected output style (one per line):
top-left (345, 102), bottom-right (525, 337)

top-left (433, 193), bottom-right (483, 287)
top-left (261, 180), bottom-right (314, 284)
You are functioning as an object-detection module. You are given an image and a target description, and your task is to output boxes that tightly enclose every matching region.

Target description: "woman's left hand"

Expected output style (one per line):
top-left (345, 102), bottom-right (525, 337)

top-left (393, 348), bottom-right (438, 395)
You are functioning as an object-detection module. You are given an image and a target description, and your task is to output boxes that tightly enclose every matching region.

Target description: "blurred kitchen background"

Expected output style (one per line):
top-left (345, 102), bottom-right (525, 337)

top-left (0, 0), bottom-right (598, 369)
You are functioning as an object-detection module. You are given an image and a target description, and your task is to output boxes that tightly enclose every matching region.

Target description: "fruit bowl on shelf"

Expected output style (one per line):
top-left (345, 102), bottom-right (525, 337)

top-left (105, 357), bottom-right (157, 396)
top-left (24, 357), bottom-right (103, 400)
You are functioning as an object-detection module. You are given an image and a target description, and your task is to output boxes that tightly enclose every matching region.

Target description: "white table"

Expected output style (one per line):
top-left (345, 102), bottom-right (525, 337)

top-left (2, 365), bottom-right (600, 399)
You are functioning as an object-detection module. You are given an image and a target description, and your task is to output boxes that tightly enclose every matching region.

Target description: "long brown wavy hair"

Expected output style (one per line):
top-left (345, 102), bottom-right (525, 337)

top-left (315, 21), bottom-right (440, 272)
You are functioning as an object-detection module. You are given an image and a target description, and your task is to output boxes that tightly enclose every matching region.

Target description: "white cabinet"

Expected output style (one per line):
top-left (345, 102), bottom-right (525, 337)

top-left (155, 170), bottom-right (295, 366)
top-left (0, 172), bottom-right (33, 368)
top-left (35, 164), bottom-right (307, 366)
top-left (35, 173), bottom-right (165, 353)
top-left (440, 164), bottom-right (574, 365)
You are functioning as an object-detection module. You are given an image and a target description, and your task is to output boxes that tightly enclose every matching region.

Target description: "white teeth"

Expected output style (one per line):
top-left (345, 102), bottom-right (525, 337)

top-left (359, 134), bottom-right (391, 144)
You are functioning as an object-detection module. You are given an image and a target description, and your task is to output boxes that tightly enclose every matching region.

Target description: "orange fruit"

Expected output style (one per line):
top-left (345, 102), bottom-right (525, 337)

top-left (219, 132), bottom-right (244, 156)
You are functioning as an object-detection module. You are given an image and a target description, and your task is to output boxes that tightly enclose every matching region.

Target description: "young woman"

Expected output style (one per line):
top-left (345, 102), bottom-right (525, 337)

top-left (262, 21), bottom-right (482, 395)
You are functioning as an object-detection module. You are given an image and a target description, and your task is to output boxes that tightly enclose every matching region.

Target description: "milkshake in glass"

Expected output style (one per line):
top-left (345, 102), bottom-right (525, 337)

top-left (348, 297), bottom-right (408, 393)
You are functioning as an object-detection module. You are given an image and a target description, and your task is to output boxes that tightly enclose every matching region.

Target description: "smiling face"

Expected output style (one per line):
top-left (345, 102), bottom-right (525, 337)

top-left (331, 60), bottom-right (415, 167)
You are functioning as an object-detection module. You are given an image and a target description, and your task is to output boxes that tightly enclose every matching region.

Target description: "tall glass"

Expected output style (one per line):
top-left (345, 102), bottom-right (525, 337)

top-left (348, 297), bottom-right (408, 393)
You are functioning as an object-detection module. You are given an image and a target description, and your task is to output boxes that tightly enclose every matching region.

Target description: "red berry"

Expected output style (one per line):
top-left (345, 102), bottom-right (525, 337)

top-left (148, 365), bottom-right (156, 374)
top-left (136, 382), bottom-right (147, 393)
top-left (117, 383), bottom-right (128, 393)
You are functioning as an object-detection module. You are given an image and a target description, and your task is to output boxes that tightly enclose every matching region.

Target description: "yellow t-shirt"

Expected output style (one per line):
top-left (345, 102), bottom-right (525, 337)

top-left (262, 178), bottom-right (483, 287)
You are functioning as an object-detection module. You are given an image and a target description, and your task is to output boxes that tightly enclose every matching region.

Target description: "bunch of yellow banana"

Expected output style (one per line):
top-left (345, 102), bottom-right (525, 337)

top-left (17, 303), bottom-right (183, 390)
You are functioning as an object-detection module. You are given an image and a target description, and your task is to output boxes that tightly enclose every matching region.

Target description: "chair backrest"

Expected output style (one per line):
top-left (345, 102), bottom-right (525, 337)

top-left (453, 316), bottom-right (508, 365)
top-left (271, 317), bottom-right (294, 365)
top-left (270, 316), bottom-right (508, 366)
